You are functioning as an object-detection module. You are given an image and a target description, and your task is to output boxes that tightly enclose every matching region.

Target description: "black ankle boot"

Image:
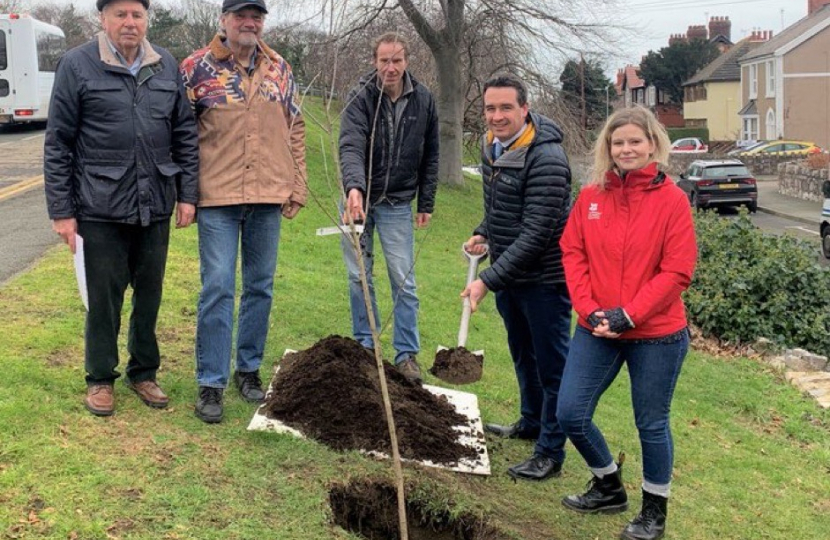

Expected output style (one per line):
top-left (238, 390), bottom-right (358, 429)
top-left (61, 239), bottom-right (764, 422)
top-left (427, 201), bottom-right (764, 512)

top-left (620, 490), bottom-right (668, 540)
top-left (562, 453), bottom-right (628, 514)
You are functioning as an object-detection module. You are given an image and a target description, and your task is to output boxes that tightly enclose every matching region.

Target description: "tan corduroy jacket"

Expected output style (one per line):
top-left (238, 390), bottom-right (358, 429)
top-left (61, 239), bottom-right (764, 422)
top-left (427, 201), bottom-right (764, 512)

top-left (180, 35), bottom-right (307, 207)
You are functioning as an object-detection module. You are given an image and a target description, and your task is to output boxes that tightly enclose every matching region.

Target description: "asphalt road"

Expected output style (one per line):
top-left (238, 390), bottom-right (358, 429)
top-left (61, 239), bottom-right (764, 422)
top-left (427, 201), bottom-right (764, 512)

top-left (0, 121), bottom-right (47, 143)
top-left (0, 187), bottom-right (61, 284)
top-left (716, 206), bottom-right (827, 265)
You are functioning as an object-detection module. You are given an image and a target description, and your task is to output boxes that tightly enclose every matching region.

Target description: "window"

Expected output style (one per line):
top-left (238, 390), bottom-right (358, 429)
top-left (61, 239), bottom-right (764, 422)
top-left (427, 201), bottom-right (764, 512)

top-left (0, 79), bottom-right (8, 97)
top-left (703, 165), bottom-right (751, 178)
top-left (765, 109), bottom-right (776, 139)
top-left (742, 116), bottom-right (759, 140)
top-left (36, 31), bottom-right (66, 72)
top-left (648, 86), bottom-right (656, 106)
top-left (766, 60), bottom-right (775, 97)
top-left (0, 31), bottom-right (6, 71)
top-left (749, 64), bottom-right (758, 98)
top-left (762, 144), bottom-right (784, 153)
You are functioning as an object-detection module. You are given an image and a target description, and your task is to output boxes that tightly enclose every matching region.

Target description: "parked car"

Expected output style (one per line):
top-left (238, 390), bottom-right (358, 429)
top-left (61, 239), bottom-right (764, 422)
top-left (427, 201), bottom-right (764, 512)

top-left (677, 159), bottom-right (758, 213)
top-left (670, 137), bottom-right (708, 153)
top-left (821, 180), bottom-right (830, 259)
top-left (727, 140), bottom-right (767, 156)
top-left (731, 140), bottom-right (822, 157)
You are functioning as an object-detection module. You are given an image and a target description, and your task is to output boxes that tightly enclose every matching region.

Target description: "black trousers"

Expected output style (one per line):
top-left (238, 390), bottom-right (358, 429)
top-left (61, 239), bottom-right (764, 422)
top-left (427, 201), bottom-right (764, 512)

top-left (78, 220), bottom-right (170, 385)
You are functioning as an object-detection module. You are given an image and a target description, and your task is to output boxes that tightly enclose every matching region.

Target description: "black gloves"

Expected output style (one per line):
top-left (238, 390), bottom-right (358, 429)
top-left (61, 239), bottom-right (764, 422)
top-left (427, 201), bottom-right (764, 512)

top-left (587, 312), bottom-right (603, 328)
top-left (588, 308), bottom-right (635, 334)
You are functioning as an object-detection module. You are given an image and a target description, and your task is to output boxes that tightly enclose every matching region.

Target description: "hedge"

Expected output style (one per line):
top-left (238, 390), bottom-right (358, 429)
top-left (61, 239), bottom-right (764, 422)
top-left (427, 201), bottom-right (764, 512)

top-left (685, 210), bottom-right (830, 355)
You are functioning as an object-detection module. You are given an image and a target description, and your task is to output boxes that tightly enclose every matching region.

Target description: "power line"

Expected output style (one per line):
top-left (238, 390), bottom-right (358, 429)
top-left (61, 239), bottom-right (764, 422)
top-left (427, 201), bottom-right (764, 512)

top-left (627, 0), bottom-right (781, 12)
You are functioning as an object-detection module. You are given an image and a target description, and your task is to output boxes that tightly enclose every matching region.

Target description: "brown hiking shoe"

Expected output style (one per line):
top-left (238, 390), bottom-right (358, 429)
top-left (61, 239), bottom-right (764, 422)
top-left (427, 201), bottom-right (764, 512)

top-left (85, 384), bottom-right (114, 416)
top-left (396, 356), bottom-right (423, 384)
top-left (127, 380), bottom-right (169, 409)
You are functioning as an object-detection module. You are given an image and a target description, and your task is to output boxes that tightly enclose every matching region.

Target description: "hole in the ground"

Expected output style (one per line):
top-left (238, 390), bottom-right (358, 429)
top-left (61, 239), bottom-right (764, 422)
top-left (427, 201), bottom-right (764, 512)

top-left (330, 479), bottom-right (507, 540)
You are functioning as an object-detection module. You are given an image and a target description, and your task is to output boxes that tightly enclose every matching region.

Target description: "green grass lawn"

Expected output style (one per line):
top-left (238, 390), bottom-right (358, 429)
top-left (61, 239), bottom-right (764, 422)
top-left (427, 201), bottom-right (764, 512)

top-left (1, 99), bottom-right (828, 539)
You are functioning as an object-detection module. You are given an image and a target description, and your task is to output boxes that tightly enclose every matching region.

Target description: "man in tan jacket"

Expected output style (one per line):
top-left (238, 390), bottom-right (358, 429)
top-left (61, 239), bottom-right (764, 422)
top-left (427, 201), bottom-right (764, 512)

top-left (180, 0), bottom-right (306, 423)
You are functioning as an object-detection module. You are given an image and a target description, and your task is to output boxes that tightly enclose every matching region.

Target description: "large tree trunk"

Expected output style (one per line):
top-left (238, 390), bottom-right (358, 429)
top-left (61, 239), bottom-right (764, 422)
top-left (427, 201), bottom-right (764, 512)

top-left (434, 47), bottom-right (465, 187)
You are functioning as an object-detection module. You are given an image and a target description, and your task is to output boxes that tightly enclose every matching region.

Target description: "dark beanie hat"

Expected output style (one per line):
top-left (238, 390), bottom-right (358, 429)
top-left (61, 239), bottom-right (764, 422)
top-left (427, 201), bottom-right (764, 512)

top-left (97, 0), bottom-right (150, 12)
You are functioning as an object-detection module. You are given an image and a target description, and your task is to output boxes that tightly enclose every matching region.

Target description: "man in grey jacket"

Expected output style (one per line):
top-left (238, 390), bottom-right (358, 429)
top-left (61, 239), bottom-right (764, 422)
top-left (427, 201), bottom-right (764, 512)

top-left (44, 0), bottom-right (199, 417)
top-left (339, 32), bottom-right (439, 383)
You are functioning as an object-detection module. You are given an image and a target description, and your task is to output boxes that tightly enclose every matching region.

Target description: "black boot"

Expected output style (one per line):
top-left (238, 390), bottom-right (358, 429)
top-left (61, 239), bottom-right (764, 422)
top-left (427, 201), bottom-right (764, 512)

top-left (620, 490), bottom-right (668, 540)
top-left (561, 453), bottom-right (628, 514)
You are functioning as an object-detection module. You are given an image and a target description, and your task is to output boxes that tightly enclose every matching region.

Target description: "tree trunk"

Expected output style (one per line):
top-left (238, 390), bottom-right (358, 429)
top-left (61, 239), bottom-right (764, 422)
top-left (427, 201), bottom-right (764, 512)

top-left (434, 48), bottom-right (465, 187)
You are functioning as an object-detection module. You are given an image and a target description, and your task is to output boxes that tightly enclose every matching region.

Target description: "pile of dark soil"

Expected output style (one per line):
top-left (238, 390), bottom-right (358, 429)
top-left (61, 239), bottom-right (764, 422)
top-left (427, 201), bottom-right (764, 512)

top-left (262, 335), bottom-right (479, 465)
top-left (430, 347), bottom-right (483, 385)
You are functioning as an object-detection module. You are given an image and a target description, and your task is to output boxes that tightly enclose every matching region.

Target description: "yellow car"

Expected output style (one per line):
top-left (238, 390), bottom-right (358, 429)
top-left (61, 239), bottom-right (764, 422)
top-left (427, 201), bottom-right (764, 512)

top-left (734, 140), bottom-right (822, 157)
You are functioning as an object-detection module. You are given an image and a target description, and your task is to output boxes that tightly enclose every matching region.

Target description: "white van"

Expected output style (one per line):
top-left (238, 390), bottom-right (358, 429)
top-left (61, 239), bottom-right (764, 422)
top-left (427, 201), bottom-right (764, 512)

top-left (0, 13), bottom-right (65, 124)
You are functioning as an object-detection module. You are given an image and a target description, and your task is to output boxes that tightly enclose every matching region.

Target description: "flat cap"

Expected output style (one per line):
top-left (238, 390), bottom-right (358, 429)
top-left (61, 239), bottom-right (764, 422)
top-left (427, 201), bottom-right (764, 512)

top-left (222, 0), bottom-right (268, 14)
top-left (97, 0), bottom-right (150, 11)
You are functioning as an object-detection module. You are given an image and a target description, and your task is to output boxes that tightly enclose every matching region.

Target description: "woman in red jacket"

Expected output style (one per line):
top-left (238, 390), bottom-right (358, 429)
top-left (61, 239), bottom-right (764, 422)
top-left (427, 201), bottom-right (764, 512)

top-left (557, 105), bottom-right (697, 540)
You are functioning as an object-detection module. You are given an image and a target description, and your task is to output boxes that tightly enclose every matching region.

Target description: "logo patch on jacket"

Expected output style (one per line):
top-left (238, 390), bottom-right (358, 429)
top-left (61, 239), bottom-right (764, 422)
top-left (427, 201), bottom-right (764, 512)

top-left (588, 202), bottom-right (601, 220)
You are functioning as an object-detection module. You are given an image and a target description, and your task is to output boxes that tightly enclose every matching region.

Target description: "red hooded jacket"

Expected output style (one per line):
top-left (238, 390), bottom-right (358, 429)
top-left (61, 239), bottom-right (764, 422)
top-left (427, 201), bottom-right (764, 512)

top-left (560, 163), bottom-right (697, 339)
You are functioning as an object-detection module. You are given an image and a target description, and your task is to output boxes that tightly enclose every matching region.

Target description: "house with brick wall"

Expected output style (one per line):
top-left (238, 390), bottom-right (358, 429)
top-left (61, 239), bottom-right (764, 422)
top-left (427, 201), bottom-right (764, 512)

top-left (618, 64), bottom-right (684, 127)
top-left (737, 0), bottom-right (830, 148)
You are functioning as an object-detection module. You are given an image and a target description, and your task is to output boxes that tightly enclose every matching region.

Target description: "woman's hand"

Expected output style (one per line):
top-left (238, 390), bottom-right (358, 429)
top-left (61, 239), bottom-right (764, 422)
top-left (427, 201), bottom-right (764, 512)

top-left (590, 311), bottom-right (621, 339)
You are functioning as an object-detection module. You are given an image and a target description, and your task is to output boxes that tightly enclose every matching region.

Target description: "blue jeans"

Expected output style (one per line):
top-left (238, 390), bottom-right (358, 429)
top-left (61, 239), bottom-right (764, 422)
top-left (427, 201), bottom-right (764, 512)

top-left (340, 200), bottom-right (419, 364)
top-left (196, 205), bottom-right (282, 388)
top-left (494, 283), bottom-right (571, 462)
top-left (557, 326), bottom-right (689, 486)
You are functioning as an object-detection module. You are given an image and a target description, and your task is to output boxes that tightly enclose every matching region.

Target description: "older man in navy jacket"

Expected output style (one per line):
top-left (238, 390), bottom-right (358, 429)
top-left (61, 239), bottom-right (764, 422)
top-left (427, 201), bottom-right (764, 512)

top-left (44, 0), bottom-right (199, 417)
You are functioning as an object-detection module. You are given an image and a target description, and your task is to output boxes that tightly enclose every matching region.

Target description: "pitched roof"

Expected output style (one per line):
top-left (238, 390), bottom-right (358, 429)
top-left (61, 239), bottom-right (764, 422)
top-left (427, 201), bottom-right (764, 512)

top-left (738, 99), bottom-right (757, 116)
top-left (683, 38), bottom-right (761, 86)
top-left (621, 65), bottom-right (644, 89)
top-left (741, 5), bottom-right (830, 62)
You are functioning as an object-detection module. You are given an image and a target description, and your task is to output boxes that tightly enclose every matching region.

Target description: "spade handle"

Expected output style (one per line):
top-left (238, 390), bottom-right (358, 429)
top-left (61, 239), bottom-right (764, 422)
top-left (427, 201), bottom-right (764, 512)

top-left (458, 243), bottom-right (489, 347)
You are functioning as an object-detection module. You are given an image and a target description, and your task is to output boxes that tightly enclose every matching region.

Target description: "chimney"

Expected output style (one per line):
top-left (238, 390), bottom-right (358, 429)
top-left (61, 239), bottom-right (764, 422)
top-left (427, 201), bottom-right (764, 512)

top-left (687, 24), bottom-right (708, 40)
top-left (748, 30), bottom-right (773, 42)
top-left (809, 0), bottom-right (830, 15)
top-left (708, 16), bottom-right (731, 41)
top-left (668, 33), bottom-right (685, 46)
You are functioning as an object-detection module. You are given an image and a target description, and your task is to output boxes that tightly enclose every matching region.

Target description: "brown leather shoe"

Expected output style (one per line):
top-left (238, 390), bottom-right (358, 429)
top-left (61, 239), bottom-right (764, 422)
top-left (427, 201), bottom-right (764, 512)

top-left (85, 384), bottom-right (114, 416)
top-left (127, 380), bottom-right (169, 409)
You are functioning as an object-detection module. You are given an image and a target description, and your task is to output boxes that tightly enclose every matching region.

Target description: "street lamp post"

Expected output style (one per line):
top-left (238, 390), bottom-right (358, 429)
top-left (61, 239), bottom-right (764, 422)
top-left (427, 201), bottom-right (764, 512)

top-left (606, 85), bottom-right (610, 118)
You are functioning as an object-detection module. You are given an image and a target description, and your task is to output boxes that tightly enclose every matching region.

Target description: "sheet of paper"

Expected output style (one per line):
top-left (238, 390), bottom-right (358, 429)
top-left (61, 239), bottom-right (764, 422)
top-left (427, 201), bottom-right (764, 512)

top-left (73, 234), bottom-right (88, 311)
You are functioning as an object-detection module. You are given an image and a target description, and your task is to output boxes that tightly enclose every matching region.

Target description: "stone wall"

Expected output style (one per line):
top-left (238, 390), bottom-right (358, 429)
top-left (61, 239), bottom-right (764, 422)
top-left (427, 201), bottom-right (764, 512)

top-left (665, 153), bottom-right (812, 177)
top-left (778, 162), bottom-right (830, 202)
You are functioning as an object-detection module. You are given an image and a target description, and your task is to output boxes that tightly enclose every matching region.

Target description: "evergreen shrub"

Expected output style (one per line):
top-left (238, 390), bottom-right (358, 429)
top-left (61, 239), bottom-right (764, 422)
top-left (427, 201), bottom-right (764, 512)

top-left (686, 210), bottom-right (830, 354)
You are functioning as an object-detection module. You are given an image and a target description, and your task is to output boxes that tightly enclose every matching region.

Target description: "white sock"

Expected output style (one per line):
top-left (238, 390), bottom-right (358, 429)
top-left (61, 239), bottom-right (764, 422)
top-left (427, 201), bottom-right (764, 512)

top-left (590, 462), bottom-right (618, 479)
top-left (643, 481), bottom-right (670, 498)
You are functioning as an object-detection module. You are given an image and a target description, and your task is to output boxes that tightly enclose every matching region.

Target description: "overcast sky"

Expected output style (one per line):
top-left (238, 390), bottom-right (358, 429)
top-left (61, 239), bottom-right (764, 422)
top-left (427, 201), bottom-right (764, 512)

top-left (616, 0), bottom-right (809, 68)
top-left (30, 0), bottom-right (812, 78)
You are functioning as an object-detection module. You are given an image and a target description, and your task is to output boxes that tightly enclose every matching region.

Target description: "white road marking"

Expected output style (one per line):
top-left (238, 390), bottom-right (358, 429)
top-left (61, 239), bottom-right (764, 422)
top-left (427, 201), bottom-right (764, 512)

top-left (786, 226), bottom-right (819, 236)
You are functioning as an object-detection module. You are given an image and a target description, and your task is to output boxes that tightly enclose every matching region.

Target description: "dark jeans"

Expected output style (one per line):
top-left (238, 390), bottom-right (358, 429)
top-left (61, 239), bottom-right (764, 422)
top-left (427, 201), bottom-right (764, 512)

top-left (494, 283), bottom-right (571, 462)
top-left (78, 220), bottom-right (170, 385)
top-left (557, 326), bottom-right (689, 486)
